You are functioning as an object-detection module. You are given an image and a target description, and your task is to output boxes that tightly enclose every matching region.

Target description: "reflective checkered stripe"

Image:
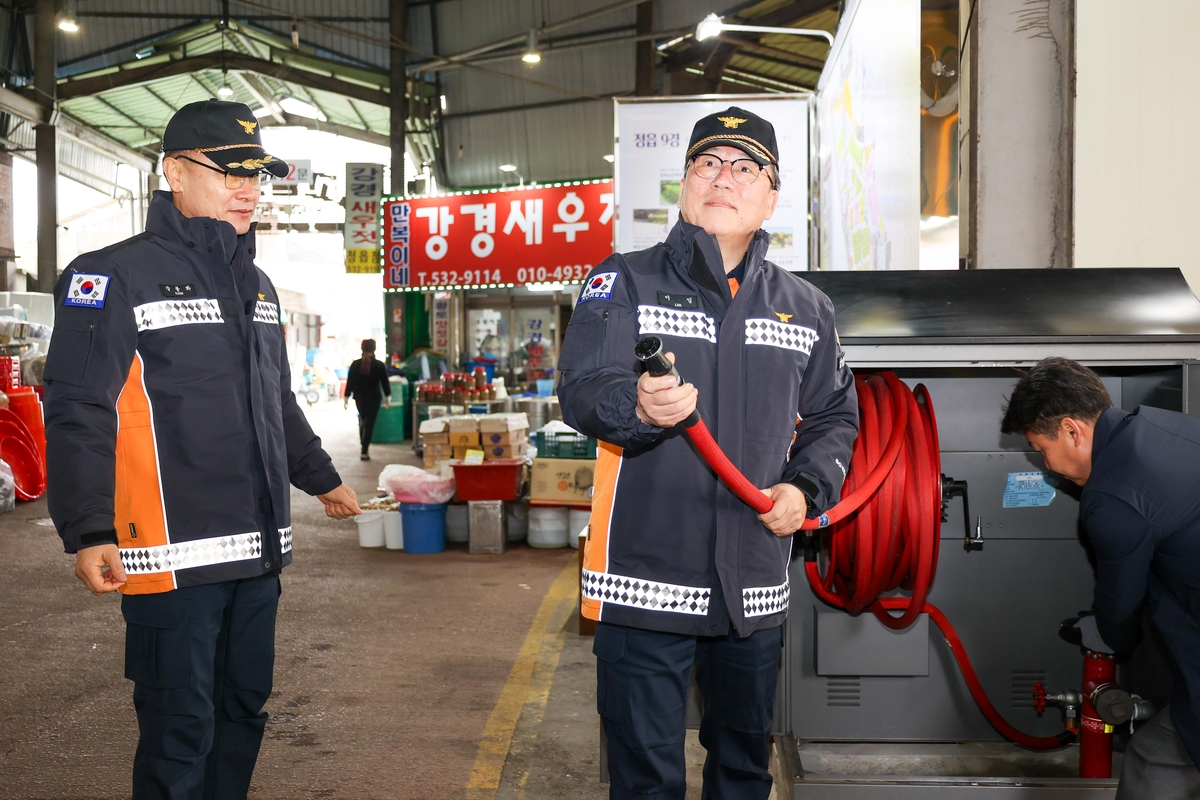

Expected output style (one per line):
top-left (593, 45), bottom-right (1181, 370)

top-left (254, 300), bottom-right (280, 325)
top-left (582, 568), bottom-right (710, 616)
top-left (119, 532), bottom-right (263, 575)
top-left (744, 318), bottom-right (819, 354)
top-left (279, 527), bottom-right (293, 553)
top-left (135, 299), bottom-right (224, 332)
top-left (743, 581), bottom-right (790, 617)
top-left (637, 305), bottom-right (717, 343)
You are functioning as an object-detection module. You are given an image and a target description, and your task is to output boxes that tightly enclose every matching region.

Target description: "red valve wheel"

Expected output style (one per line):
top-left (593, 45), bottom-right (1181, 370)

top-left (1033, 681), bottom-right (1048, 714)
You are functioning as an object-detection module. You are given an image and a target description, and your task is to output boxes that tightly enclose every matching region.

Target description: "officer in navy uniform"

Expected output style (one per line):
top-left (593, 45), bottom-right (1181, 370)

top-left (558, 108), bottom-right (858, 798)
top-left (1002, 357), bottom-right (1200, 799)
top-left (45, 100), bottom-right (362, 800)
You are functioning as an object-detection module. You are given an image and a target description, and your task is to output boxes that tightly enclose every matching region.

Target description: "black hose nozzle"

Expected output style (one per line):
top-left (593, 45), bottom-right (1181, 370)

top-left (635, 336), bottom-right (700, 428)
top-left (635, 336), bottom-right (682, 384)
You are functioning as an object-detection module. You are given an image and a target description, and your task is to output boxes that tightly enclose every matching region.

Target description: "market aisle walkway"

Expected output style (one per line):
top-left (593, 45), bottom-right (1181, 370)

top-left (0, 401), bottom-right (573, 800)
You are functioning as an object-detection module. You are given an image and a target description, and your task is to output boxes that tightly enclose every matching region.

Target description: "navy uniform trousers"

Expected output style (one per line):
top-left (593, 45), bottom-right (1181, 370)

top-left (1116, 708), bottom-right (1200, 800)
top-left (122, 573), bottom-right (280, 800)
top-left (594, 621), bottom-right (783, 800)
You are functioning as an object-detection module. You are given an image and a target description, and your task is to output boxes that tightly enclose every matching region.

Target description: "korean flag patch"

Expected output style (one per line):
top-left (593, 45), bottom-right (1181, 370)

top-left (578, 272), bottom-right (618, 304)
top-left (63, 273), bottom-right (111, 309)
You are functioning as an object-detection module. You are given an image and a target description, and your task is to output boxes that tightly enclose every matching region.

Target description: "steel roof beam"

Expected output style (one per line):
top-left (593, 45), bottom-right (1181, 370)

top-left (407, 0), bottom-right (648, 75)
top-left (268, 112), bottom-right (388, 148)
top-left (57, 53), bottom-right (390, 107)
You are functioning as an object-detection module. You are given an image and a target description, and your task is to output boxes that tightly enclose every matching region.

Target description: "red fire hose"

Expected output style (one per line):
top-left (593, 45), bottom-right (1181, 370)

top-left (682, 371), bottom-right (1074, 750)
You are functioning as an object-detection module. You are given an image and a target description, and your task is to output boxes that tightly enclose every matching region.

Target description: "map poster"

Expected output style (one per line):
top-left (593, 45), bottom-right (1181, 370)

top-left (615, 96), bottom-right (809, 271)
top-left (816, 0), bottom-right (920, 270)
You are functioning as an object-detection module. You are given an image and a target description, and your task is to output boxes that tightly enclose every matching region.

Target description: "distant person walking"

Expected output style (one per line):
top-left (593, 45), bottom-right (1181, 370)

top-left (344, 339), bottom-right (391, 460)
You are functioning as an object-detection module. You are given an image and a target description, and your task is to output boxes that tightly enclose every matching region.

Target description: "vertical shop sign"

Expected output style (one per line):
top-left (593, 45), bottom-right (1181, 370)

top-left (431, 293), bottom-right (451, 353)
top-left (344, 163), bottom-right (383, 273)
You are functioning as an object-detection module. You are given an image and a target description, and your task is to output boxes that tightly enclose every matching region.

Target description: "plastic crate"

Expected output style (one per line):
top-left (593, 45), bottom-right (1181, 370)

top-left (451, 458), bottom-right (525, 501)
top-left (535, 430), bottom-right (598, 458)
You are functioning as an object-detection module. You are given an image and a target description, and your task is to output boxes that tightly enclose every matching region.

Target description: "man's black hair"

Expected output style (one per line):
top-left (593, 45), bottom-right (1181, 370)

top-left (1000, 357), bottom-right (1113, 438)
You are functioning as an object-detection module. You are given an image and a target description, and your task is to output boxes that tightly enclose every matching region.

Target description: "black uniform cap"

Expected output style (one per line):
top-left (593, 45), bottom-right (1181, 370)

top-left (162, 99), bottom-right (289, 178)
top-left (685, 106), bottom-right (779, 167)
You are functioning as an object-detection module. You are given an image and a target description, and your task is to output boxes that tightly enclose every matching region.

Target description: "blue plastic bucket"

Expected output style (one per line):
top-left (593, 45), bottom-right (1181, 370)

top-left (400, 503), bottom-right (447, 554)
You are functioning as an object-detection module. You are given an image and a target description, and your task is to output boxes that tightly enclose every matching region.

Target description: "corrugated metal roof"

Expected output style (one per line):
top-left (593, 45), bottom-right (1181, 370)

top-left (1, 1), bottom-right (839, 189)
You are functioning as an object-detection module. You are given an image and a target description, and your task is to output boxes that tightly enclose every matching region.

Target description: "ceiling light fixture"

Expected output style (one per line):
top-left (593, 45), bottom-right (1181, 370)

top-left (499, 164), bottom-right (518, 172)
top-left (522, 28), bottom-right (542, 63)
top-left (694, 12), bottom-right (834, 45)
top-left (217, 74), bottom-right (235, 99)
top-left (603, 154), bottom-right (615, 163)
top-left (58, 0), bottom-right (79, 32)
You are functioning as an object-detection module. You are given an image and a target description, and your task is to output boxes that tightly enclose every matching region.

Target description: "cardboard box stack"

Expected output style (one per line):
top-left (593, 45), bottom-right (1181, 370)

top-left (418, 417), bottom-right (454, 467)
top-left (479, 412), bottom-right (528, 460)
top-left (420, 413), bottom-right (529, 467)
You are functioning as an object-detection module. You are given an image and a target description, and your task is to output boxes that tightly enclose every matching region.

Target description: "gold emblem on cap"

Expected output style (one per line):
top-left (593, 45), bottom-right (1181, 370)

top-left (775, 312), bottom-right (793, 323)
top-left (225, 155), bottom-right (277, 170)
top-left (236, 119), bottom-right (258, 135)
top-left (717, 116), bottom-right (748, 129)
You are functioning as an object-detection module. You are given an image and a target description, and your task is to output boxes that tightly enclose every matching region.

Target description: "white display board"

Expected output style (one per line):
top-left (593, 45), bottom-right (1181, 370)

top-left (615, 95), bottom-right (810, 272)
top-left (816, 0), bottom-right (919, 270)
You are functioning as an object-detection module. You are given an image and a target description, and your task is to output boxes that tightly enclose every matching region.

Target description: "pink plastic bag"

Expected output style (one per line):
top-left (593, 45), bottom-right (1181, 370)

top-left (377, 464), bottom-right (455, 505)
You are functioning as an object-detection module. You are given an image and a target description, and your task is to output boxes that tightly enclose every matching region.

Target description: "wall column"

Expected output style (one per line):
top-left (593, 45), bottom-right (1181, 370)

top-left (962, 0), bottom-right (1075, 269)
top-left (34, 0), bottom-right (57, 292)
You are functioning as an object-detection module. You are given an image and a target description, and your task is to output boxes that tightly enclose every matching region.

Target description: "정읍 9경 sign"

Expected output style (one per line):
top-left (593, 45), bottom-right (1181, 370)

top-left (381, 180), bottom-right (614, 288)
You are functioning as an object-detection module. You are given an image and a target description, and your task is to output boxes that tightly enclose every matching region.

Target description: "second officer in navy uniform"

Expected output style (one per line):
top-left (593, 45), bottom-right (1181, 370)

top-left (558, 108), bottom-right (859, 799)
top-left (45, 99), bottom-right (362, 800)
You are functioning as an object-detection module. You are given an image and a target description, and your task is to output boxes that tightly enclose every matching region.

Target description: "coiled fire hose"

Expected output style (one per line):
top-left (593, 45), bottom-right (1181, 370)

top-left (635, 336), bottom-right (1074, 750)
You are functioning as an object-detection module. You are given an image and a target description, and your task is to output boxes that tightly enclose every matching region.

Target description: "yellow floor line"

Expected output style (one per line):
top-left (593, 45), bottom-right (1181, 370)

top-left (464, 558), bottom-right (579, 800)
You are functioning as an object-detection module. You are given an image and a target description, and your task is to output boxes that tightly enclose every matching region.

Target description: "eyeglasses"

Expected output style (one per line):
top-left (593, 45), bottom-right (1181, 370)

top-left (689, 153), bottom-right (776, 188)
top-left (171, 155), bottom-right (272, 190)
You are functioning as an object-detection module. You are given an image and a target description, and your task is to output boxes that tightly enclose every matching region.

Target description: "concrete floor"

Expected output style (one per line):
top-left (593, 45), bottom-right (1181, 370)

top-left (0, 402), bottom-right (774, 799)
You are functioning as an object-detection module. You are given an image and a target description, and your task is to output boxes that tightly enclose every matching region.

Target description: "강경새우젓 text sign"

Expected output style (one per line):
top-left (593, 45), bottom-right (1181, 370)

top-left (381, 180), bottom-right (613, 288)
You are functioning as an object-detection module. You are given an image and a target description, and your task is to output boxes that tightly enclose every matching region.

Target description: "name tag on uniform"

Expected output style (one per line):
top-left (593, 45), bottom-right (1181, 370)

top-left (160, 283), bottom-right (197, 298)
top-left (63, 273), bottom-right (111, 309)
top-left (657, 291), bottom-right (698, 309)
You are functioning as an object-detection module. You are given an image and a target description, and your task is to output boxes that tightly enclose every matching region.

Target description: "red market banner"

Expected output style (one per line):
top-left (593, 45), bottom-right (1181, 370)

top-left (381, 180), bottom-right (614, 289)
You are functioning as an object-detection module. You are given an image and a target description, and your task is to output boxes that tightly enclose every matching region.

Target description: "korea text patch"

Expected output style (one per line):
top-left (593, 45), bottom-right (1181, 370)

top-left (578, 272), bottom-right (618, 304)
top-left (64, 273), bottom-right (112, 309)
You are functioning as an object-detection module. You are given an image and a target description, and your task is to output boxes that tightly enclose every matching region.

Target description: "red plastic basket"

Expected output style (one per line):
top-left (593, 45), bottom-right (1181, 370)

top-left (450, 459), bottom-right (525, 501)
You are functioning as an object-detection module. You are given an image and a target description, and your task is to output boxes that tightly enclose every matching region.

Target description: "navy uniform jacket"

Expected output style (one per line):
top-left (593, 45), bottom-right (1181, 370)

top-left (557, 219), bottom-right (858, 637)
top-left (44, 191), bottom-right (341, 594)
top-left (1083, 405), bottom-right (1200, 767)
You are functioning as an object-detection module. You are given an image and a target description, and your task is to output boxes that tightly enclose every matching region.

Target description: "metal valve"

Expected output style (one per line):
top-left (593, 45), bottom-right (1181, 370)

top-left (1034, 681), bottom-right (1082, 729)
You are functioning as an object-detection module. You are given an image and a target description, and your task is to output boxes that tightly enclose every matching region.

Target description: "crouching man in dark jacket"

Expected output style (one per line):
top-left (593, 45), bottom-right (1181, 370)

top-left (1002, 357), bottom-right (1200, 799)
top-left (558, 107), bottom-right (858, 799)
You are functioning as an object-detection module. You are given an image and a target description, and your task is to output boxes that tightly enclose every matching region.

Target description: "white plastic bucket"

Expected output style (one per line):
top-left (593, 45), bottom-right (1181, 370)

top-left (356, 510), bottom-right (385, 548)
top-left (528, 506), bottom-right (569, 549)
top-left (568, 508), bottom-right (590, 550)
top-left (383, 509), bottom-right (403, 550)
top-left (506, 500), bottom-right (529, 542)
top-left (445, 503), bottom-right (469, 543)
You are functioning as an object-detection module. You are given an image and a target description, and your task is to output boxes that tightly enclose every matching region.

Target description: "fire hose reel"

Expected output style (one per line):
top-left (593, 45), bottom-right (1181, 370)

top-left (635, 336), bottom-right (1098, 758)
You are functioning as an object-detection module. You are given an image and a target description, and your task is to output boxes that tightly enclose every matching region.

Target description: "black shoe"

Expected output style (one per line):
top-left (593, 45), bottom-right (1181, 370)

top-left (360, 453), bottom-right (370, 461)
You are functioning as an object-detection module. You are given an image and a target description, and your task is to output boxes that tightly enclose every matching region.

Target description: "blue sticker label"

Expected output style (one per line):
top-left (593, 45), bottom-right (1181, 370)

top-left (578, 271), bottom-right (618, 304)
top-left (63, 272), bottom-right (111, 309)
top-left (1003, 471), bottom-right (1057, 508)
